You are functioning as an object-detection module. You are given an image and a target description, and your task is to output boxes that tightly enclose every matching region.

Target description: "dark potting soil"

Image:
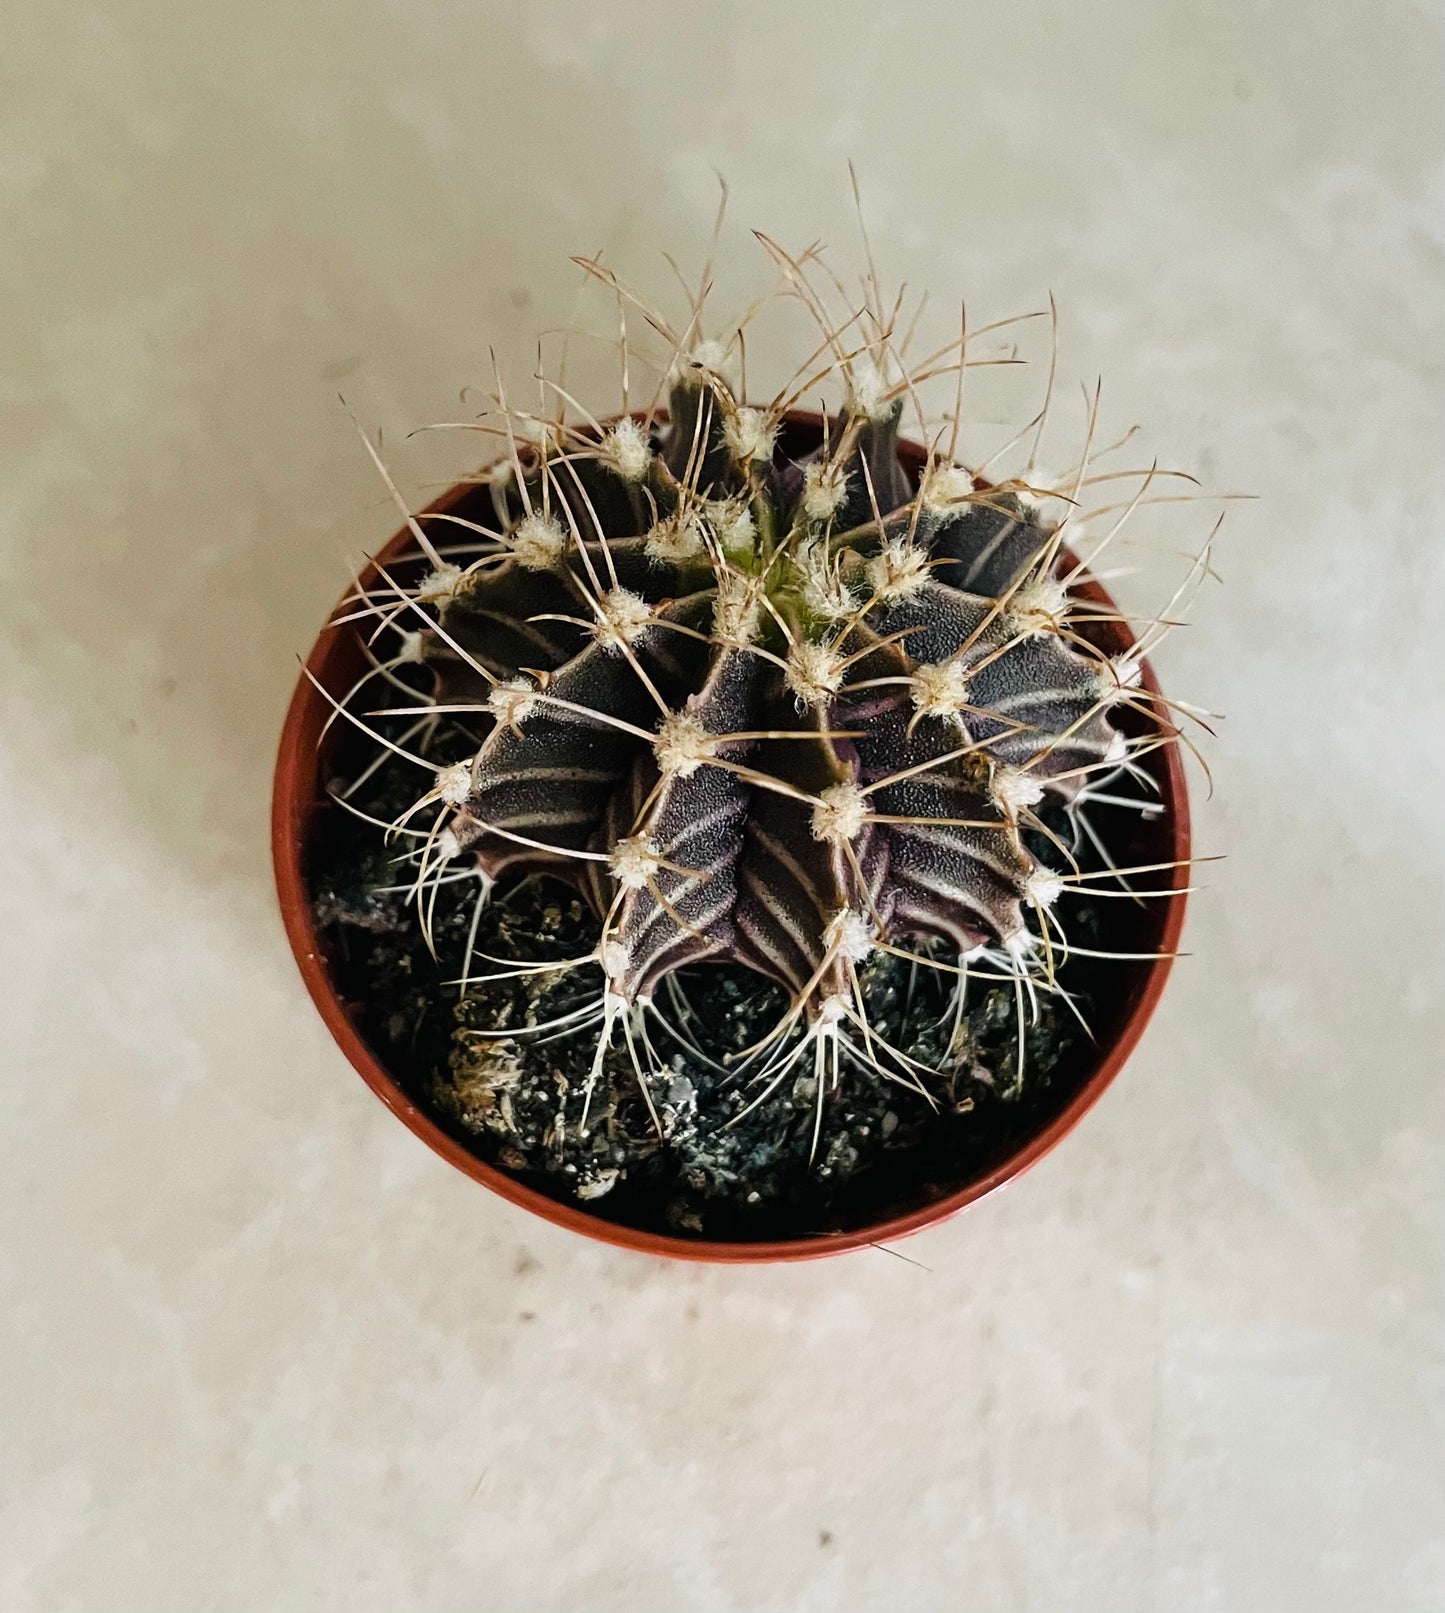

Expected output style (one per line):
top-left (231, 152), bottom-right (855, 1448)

top-left (309, 731), bottom-right (1136, 1243)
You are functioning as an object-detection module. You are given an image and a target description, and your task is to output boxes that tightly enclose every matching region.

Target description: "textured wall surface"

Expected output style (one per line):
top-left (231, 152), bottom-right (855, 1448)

top-left (2, 3), bottom-right (1441, 1609)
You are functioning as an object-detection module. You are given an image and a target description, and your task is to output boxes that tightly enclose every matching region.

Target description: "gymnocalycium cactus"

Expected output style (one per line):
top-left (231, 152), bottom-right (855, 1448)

top-left (332, 225), bottom-right (1202, 1152)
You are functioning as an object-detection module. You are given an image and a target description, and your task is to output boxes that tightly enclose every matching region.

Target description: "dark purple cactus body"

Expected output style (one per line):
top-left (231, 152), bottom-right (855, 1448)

top-left (413, 364), bottom-right (1126, 1034)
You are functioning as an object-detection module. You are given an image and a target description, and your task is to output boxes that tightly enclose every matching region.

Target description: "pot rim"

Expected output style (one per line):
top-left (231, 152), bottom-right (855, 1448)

top-left (272, 414), bottom-right (1191, 1262)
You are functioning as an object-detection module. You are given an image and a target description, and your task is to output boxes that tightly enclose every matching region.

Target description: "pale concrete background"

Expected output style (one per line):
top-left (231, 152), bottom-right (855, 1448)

top-left (2, 2), bottom-right (1442, 1609)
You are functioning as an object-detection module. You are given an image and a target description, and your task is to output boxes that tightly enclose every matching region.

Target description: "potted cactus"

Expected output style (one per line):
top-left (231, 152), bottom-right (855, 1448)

top-left (274, 227), bottom-right (1200, 1259)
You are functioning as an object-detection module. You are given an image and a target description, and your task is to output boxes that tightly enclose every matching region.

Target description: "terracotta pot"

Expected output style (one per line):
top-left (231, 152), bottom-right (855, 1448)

top-left (273, 415), bottom-right (1190, 1261)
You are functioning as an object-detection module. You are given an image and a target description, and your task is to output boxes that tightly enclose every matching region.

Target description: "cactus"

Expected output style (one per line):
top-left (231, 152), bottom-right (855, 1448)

top-left (329, 227), bottom-right (1201, 1158)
